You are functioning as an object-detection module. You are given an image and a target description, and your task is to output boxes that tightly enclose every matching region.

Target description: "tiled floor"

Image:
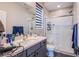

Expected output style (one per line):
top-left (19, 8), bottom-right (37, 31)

top-left (54, 51), bottom-right (75, 57)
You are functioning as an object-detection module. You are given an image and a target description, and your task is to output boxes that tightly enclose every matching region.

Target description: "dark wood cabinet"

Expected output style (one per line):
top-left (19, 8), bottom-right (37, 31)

top-left (26, 43), bottom-right (41, 56)
top-left (36, 46), bottom-right (46, 57)
top-left (13, 39), bottom-right (47, 57)
top-left (27, 39), bottom-right (47, 57)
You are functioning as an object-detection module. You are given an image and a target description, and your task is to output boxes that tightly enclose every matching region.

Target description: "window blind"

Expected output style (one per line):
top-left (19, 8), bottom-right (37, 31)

top-left (35, 2), bottom-right (43, 28)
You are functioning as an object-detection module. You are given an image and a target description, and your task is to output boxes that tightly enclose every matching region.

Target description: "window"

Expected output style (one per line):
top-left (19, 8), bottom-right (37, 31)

top-left (35, 2), bottom-right (43, 28)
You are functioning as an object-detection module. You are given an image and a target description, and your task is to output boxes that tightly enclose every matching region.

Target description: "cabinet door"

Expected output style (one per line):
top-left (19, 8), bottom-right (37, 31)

top-left (36, 48), bottom-right (43, 57)
top-left (42, 45), bottom-right (47, 57)
top-left (40, 40), bottom-right (47, 47)
top-left (28, 52), bottom-right (36, 57)
top-left (26, 43), bottom-right (40, 56)
top-left (36, 46), bottom-right (47, 57)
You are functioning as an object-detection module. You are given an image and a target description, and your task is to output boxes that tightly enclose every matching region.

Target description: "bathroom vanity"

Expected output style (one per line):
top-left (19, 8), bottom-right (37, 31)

top-left (0, 36), bottom-right (47, 57)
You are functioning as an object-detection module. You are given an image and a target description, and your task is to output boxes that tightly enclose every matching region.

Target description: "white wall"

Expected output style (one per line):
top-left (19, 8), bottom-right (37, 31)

top-left (73, 3), bottom-right (77, 25)
top-left (49, 7), bottom-right (73, 18)
top-left (46, 7), bottom-right (74, 53)
top-left (32, 3), bottom-right (50, 36)
top-left (0, 2), bottom-right (34, 34)
top-left (51, 16), bottom-right (73, 53)
top-left (0, 2), bottom-right (49, 36)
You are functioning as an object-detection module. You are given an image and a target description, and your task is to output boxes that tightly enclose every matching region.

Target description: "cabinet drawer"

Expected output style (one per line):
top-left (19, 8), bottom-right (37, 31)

top-left (40, 39), bottom-right (47, 47)
top-left (36, 45), bottom-right (47, 57)
top-left (26, 43), bottom-right (40, 56)
top-left (13, 50), bottom-right (26, 57)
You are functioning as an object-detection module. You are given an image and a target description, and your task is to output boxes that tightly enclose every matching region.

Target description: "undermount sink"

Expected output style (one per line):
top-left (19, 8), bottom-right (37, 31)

top-left (27, 36), bottom-right (37, 40)
top-left (0, 46), bottom-right (17, 53)
top-left (12, 36), bottom-right (39, 46)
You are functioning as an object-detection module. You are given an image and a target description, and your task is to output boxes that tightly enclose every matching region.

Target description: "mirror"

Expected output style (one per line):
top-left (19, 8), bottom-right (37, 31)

top-left (0, 20), bottom-right (4, 32)
top-left (0, 10), bottom-right (6, 33)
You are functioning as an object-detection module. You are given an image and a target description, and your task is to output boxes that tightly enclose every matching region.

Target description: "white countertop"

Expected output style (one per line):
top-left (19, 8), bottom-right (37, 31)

top-left (1, 36), bottom-right (47, 57)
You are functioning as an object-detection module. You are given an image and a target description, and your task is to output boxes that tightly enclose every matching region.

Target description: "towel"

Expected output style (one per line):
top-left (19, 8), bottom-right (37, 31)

top-left (72, 24), bottom-right (78, 49)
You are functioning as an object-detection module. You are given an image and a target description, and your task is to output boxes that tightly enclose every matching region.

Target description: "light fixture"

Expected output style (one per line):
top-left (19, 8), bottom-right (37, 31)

top-left (57, 5), bottom-right (61, 8)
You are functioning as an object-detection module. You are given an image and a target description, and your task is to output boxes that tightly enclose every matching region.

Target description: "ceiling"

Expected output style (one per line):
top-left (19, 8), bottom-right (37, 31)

top-left (44, 2), bottom-right (73, 11)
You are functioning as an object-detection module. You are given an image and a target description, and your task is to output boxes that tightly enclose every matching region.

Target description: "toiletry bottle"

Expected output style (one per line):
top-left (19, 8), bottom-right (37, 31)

top-left (12, 34), bottom-right (15, 41)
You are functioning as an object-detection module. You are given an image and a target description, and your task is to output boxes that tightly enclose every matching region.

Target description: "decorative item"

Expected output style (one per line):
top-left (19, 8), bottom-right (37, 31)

top-left (47, 22), bottom-right (51, 31)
